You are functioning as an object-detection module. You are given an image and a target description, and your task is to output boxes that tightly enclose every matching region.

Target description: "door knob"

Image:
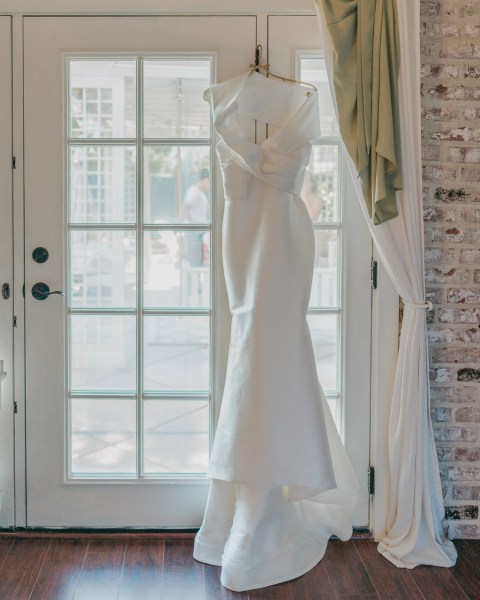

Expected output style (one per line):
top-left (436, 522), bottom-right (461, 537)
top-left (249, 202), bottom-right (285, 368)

top-left (31, 282), bottom-right (64, 301)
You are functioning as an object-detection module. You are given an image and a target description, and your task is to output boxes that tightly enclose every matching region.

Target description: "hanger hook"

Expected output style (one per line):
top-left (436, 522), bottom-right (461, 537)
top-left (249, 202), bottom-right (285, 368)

top-left (255, 44), bottom-right (262, 71)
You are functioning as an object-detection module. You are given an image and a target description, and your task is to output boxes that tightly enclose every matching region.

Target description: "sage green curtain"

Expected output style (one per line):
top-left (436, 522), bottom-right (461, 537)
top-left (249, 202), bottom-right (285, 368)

top-left (316, 0), bottom-right (402, 224)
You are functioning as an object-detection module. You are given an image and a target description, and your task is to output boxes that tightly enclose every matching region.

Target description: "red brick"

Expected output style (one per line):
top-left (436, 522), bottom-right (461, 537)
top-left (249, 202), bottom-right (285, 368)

top-left (465, 24), bottom-right (480, 36)
top-left (423, 23), bottom-right (461, 37)
top-left (447, 466), bottom-right (480, 481)
top-left (459, 208), bottom-right (480, 223)
top-left (452, 485), bottom-right (480, 500)
top-left (464, 107), bottom-right (480, 120)
top-left (422, 144), bottom-right (441, 161)
top-left (420, 1), bottom-right (440, 17)
top-left (428, 85), bottom-right (480, 100)
top-left (450, 524), bottom-right (480, 538)
top-left (433, 346), bottom-right (480, 363)
top-left (437, 446), bottom-right (454, 461)
top-left (459, 327), bottom-right (480, 343)
top-left (426, 287), bottom-right (446, 304)
top-left (431, 127), bottom-right (480, 142)
top-left (439, 45), bottom-right (480, 59)
top-left (428, 326), bottom-right (456, 343)
top-left (431, 228), bottom-right (480, 243)
top-left (455, 407), bottom-right (480, 422)
top-left (434, 426), bottom-right (477, 442)
top-left (460, 249), bottom-right (480, 264)
top-left (422, 107), bottom-right (458, 121)
top-left (432, 406), bottom-right (453, 422)
top-left (430, 386), bottom-right (476, 403)
top-left (426, 268), bottom-right (471, 284)
top-left (447, 288), bottom-right (480, 304)
top-left (455, 448), bottom-right (480, 461)
top-left (464, 65), bottom-right (480, 78)
top-left (438, 308), bottom-right (480, 324)
top-left (425, 248), bottom-right (458, 264)
top-left (421, 63), bottom-right (459, 77)
top-left (423, 164), bottom-right (457, 181)
top-left (447, 147), bottom-right (480, 163)
top-left (424, 206), bottom-right (456, 221)
top-left (432, 187), bottom-right (471, 203)
top-left (425, 247), bottom-right (457, 263)
top-left (460, 165), bottom-right (480, 181)
top-left (430, 367), bottom-right (453, 383)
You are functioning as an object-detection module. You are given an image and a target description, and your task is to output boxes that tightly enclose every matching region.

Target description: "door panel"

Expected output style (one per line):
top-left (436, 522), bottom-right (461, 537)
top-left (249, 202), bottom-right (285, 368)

top-left (24, 16), bottom-right (256, 526)
top-left (0, 16), bottom-right (14, 528)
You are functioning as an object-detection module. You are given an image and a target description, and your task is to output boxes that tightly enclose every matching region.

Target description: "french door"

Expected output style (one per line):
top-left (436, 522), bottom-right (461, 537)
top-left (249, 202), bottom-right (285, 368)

top-left (21, 14), bottom-right (371, 527)
top-left (23, 16), bottom-right (255, 527)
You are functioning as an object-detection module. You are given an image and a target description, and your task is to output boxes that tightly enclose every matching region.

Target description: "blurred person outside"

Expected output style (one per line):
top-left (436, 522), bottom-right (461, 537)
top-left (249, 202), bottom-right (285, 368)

top-left (184, 167), bottom-right (210, 267)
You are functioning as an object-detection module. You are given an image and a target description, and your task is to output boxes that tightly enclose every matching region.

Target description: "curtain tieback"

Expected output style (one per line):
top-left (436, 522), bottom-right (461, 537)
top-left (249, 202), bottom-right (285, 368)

top-left (402, 298), bottom-right (433, 310)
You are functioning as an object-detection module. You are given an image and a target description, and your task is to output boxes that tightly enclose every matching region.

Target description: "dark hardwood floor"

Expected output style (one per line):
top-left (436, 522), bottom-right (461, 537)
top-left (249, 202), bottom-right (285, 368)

top-left (0, 535), bottom-right (477, 599)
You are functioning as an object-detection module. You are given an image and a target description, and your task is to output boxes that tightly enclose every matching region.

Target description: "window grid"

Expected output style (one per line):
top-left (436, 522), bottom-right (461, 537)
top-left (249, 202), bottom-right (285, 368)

top-left (66, 56), bottom-right (213, 479)
top-left (300, 56), bottom-right (342, 425)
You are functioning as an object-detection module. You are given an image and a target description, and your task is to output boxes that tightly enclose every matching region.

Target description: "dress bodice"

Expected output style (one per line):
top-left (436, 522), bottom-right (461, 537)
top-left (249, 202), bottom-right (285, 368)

top-left (204, 70), bottom-right (321, 196)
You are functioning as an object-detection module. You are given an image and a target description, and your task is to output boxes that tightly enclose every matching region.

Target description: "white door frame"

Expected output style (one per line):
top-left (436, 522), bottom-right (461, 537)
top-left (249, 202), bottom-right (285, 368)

top-left (4, 3), bottom-right (399, 536)
top-left (0, 16), bottom-right (15, 529)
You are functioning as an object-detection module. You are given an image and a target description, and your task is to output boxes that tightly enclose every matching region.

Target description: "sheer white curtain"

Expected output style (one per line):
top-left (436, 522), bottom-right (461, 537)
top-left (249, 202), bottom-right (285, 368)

top-left (316, 0), bottom-right (457, 568)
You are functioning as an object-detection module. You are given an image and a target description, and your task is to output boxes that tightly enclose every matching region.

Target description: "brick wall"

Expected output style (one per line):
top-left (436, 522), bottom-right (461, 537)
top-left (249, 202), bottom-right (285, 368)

top-left (421, 0), bottom-right (480, 538)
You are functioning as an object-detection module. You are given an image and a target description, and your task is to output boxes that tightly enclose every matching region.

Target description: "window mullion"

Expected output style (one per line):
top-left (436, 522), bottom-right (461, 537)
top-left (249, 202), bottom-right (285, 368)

top-left (136, 56), bottom-right (145, 479)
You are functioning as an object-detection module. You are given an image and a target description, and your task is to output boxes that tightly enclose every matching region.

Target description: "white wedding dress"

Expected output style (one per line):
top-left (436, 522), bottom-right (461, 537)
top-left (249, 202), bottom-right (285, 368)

top-left (193, 70), bottom-right (363, 592)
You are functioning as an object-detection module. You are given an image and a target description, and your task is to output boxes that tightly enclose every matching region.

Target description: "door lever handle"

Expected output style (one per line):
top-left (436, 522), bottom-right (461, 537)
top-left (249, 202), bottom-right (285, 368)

top-left (31, 282), bottom-right (65, 301)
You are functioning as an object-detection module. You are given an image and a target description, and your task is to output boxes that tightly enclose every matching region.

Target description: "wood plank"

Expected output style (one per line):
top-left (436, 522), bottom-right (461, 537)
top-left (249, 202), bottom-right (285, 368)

top-left (164, 537), bottom-right (198, 568)
top-left (354, 540), bottom-right (423, 599)
top-left (410, 564), bottom-right (469, 600)
top-left (322, 540), bottom-right (376, 596)
top-left (86, 539), bottom-right (126, 553)
top-left (288, 561), bottom-right (337, 599)
top-left (162, 566), bottom-right (205, 600)
top-left (333, 595), bottom-right (380, 599)
top-left (203, 564), bottom-right (248, 600)
top-left (29, 538), bottom-right (88, 600)
top-left (117, 539), bottom-right (164, 600)
top-left (73, 550), bottom-right (124, 600)
top-left (0, 538), bottom-right (51, 600)
top-left (0, 531), bottom-right (195, 540)
top-left (465, 539), bottom-right (480, 559)
top-left (248, 581), bottom-right (293, 600)
top-left (451, 539), bottom-right (480, 600)
top-left (0, 538), bottom-right (13, 570)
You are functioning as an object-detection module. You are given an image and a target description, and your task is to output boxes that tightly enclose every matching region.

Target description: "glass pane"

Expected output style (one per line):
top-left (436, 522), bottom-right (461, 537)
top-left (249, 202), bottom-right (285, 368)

top-left (307, 314), bottom-right (338, 393)
top-left (144, 231), bottom-right (210, 308)
top-left (144, 400), bottom-right (209, 474)
top-left (326, 397), bottom-right (341, 432)
top-left (309, 230), bottom-right (339, 308)
top-left (71, 315), bottom-right (136, 391)
top-left (144, 316), bottom-right (209, 392)
top-left (144, 146), bottom-right (210, 224)
top-left (300, 57), bottom-right (339, 137)
top-left (69, 59), bottom-right (136, 138)
top-left (143, 60), bottom-right (211, 138)
top-left (69, 145), bottom-right (136, 223)
top-left (70, 230), bottom-right (136, 308)
top-left (71, 399), bottom-right (136, 475)
top-left (302, 145), bottom-right (339, 223)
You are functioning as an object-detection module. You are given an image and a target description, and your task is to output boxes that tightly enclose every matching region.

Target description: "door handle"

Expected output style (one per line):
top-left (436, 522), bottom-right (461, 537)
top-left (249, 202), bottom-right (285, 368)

top-left (31, 282), bottom-right (65, 301)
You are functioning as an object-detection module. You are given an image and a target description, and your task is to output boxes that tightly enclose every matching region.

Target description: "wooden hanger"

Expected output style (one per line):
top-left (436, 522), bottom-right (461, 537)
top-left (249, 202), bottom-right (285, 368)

top-left (250, 44), bottom-right (317, 92)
